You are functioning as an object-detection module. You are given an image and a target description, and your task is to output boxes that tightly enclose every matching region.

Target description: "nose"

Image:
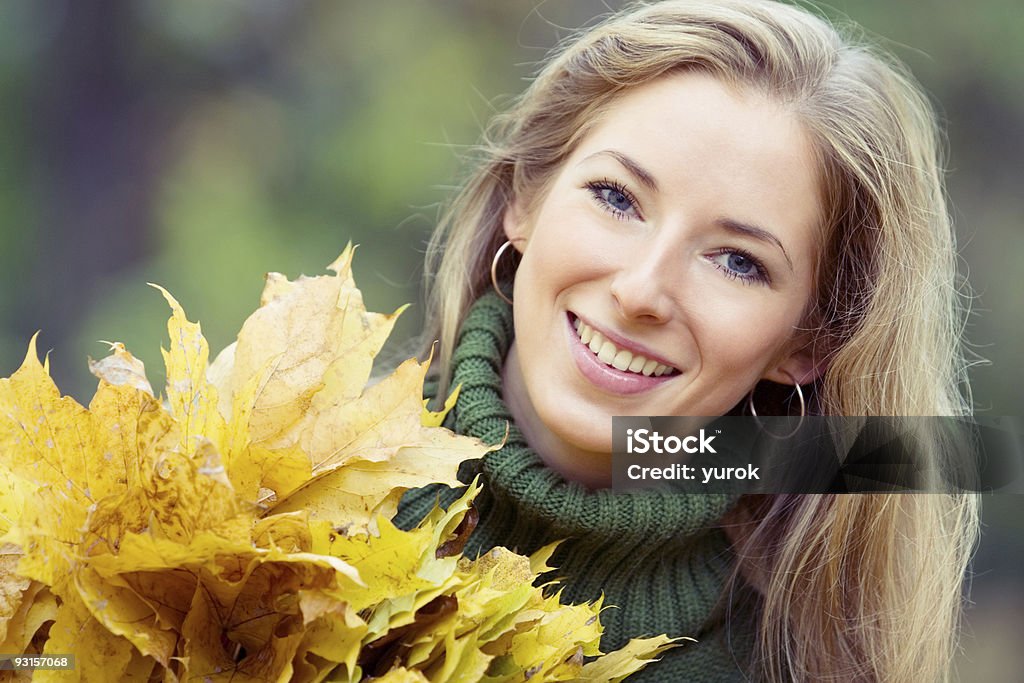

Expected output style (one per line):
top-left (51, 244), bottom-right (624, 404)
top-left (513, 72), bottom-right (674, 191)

top-left (609, 248), bottom-right (676, 323)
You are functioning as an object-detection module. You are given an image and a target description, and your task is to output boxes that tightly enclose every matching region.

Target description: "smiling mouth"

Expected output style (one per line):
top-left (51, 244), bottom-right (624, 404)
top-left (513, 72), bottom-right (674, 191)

top-left (571, 316), bottom-right (679, 377)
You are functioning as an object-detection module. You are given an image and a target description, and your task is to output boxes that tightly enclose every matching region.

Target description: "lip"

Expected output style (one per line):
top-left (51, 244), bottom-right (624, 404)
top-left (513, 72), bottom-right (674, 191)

top-left (566, 313), bottom-right (678, 395)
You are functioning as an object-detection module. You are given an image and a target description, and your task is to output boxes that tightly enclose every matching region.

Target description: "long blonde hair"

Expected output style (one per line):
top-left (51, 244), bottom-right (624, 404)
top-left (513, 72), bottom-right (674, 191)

top-left (422, 1), bottom-right (978, 680)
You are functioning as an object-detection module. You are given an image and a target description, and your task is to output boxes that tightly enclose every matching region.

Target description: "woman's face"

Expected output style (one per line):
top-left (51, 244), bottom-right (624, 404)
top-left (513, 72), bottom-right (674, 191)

top-left (501, 71), bottom-right (823, 486)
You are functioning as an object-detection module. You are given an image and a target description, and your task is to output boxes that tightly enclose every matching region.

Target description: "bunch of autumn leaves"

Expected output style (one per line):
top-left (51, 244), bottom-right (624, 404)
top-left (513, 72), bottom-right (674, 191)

top-left (0, 248), bottom-right (674, 682)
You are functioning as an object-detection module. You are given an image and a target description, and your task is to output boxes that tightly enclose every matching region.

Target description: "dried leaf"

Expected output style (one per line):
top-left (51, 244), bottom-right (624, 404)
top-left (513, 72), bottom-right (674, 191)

top-left (422, 384), bottom-right (460, 428)
top-left (572, 634), bottom-right (685, 683)
top-left (35, 589), bottom-right (137, 683)
top-left (0, 553), bottom-right (32, 644)
top-left (220, 244), bottom-right (402, 450)
top-left (88, 341), bottom-right (154, 396)
top-left (153, 285), bottom-right (227, 459)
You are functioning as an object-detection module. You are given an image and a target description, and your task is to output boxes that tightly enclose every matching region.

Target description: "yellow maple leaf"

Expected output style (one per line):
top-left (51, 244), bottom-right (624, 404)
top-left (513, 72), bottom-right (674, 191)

top-left (422, 384), bottom-right (460, 428)
top-left (370, 668), bottom-right (431, 683)
top-left (34, 588), bottom-right (138, 682)
top-left (0, 553), bottom-right (32, 644)
top-left (0, 336), bottom-right (110, 588)
top-left (153, 285), bottom-right (228, 460)
top-left (572, 634), bottom-right (685, 683)
top-left (213, 245), bottom-right (402, 451)
top-left (87, 341), bottom-right (154, 396)
top-left (0, 567), bottom-right (56, 656)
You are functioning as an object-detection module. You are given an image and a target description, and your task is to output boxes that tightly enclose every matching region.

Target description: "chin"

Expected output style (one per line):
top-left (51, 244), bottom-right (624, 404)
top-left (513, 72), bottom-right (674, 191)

top-left (549, 415), bottom-right (614, 455)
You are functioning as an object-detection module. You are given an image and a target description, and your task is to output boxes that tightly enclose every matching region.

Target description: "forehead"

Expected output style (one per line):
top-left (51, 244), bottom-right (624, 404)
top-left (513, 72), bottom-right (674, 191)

top-left (565, 70), bottom-right (824, 262)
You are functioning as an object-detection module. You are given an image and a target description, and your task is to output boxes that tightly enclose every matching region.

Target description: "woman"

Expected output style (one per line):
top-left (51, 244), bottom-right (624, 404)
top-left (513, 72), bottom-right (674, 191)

top-left (395, 1), bottom-right (978, 680)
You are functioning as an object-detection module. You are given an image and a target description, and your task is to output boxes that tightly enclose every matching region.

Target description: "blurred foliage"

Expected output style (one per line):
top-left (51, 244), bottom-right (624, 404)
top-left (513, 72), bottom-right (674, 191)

top-left (0, 0), bottom-right (1021, 678)
top-left (0, 0), bottom-right (1020, 410)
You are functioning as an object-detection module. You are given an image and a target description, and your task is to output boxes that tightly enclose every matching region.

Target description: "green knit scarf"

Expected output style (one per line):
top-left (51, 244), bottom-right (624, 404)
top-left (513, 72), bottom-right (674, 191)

top-left (395, 292), bottom-right (754, 681)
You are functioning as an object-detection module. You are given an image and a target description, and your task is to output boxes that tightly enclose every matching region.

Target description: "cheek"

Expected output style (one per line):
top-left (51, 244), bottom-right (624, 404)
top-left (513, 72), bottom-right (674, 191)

top-left (519, 218), bottom-right (612, 286)
top-left (694, 297), bottom-right (804, 367)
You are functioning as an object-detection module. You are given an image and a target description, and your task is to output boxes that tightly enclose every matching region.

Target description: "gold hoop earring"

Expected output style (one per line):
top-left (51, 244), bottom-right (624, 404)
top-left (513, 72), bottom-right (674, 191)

top-left (747, 370), bottom-right (806, 439)
top-left (490, 240), bottom-right (516, 305)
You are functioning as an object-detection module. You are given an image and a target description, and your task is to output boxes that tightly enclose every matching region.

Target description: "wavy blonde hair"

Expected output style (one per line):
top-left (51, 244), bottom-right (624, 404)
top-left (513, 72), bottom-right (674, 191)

top-left (421, 1), bottom-right (978, 680)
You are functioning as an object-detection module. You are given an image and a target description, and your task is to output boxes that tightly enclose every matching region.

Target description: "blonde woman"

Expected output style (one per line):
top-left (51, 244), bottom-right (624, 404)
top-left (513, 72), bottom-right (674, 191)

top-left (395, 1), bottom-right (979, 680)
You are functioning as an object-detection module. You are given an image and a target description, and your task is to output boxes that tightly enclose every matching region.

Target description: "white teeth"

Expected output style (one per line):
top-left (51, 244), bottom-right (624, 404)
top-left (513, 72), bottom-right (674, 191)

top-left (597, 341), bottom-right (617, 364)
top-left (573, 318), bottom-right (676, 377)
top-left (612, 349), bottom-right (632, 371)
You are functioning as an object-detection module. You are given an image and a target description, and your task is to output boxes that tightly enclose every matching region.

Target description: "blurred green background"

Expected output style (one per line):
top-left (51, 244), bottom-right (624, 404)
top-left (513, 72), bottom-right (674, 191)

top-left (0, 0), bottom-right (1020, 678)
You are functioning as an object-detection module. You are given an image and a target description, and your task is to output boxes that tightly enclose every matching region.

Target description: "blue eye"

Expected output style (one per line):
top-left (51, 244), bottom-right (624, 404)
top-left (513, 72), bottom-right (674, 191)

top-left (586, 179), bottom-right (641, 219)
top-left (727, 253), bottom-right (754, 274)
top-left (708, 248), bottom-right (770, 285)
top-left (601, 188), bottom-right (634, 213)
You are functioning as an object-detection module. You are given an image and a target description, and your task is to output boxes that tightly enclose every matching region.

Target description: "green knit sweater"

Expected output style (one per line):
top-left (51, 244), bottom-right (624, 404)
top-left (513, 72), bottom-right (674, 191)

top-left (394, 293), bottom-right (755, 682)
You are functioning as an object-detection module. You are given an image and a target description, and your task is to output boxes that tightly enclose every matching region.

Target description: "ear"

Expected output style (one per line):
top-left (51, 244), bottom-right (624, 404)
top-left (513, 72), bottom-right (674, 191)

top-left (502, 197), bottom-right (531, 253)
top-left (762, 346), bottom-right (825, 387)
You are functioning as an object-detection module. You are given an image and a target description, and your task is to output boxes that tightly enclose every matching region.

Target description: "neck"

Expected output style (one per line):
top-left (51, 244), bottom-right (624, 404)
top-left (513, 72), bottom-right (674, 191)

top-left (502, 341), bottom-right (613, 489)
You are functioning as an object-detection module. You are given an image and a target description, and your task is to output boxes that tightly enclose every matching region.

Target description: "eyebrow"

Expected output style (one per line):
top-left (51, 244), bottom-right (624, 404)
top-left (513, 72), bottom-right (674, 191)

top-left (717, 218), bottom-right (794, 271)
top-left (582, 149), bottom-right (795, 271)
top-left (581, 150), bottom-right (659, 193)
